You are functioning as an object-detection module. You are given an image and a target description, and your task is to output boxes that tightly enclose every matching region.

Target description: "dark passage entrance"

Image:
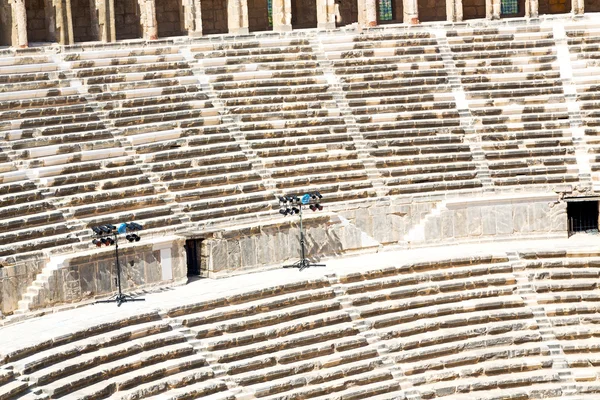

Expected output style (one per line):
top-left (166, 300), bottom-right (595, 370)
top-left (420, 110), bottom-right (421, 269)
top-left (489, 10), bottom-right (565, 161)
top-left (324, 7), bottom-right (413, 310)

top-left (567, 200), bottom-right (599, 235)
top-left (186, 239), bottom-right (204, 277)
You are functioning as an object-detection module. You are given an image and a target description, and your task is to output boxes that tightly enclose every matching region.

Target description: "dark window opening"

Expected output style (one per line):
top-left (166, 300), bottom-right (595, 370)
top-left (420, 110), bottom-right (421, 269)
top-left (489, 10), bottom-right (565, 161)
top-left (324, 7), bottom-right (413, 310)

top-left (568, 201), bottom-right (599, 236)
top-left (186, 239), bottom-right (204, 277)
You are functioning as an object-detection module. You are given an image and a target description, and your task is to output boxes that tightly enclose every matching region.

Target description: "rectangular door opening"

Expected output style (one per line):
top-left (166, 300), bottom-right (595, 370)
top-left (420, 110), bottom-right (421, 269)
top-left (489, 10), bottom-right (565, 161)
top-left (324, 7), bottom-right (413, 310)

top-left (185, 239), bottom-right (204, 278)
top-left (567, 200), bottom-right (599, 236)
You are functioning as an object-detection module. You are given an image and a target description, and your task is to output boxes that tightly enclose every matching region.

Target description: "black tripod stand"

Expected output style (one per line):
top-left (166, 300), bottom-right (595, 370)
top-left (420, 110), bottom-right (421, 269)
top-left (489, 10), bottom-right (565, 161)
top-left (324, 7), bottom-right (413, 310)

top-left (283, 204), bottom-right (326, 271)
top-left (96, 233), bottom-right (145, 307)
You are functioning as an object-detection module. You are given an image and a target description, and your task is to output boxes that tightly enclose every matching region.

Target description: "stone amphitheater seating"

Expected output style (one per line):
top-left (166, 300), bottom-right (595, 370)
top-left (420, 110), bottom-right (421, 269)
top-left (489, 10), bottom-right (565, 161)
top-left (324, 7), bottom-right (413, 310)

top-left (566, 24), bottom-right (600, 179)
top-left (323, 32), bottom-right (482, 196)
top-left (0, 20), bottom-right (599, 259)
top-left (7, 249), bottom-right (600, 399)
top-left (448, 26), bottom-right (579, 187)
top-left (517, 250), bottom-right (600, 398)
top-left (194, 36), bottom-right (375, 204)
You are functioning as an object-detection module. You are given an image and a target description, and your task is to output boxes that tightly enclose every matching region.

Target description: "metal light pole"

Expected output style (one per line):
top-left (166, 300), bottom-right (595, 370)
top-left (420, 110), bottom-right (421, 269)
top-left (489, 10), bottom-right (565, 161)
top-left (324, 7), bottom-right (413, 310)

top-left (281, 193), bottom-right (326, 271)
top-left (93, 223), bottom-right (145, 306)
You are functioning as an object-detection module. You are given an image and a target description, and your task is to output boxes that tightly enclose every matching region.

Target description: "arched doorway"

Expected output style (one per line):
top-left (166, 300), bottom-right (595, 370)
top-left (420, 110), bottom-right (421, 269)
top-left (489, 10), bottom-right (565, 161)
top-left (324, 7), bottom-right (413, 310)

top-left (201, 0), bottom-right (228, 34)
top-left (249, 0), bottom-right (272, 32)
top-left (418, 0), bottom-right (446, 21)
top-left (71, 0), bottom-right (98, 42)
top-left (157, 0), bottom-right (184, 37)
top-left (291, 0), bottom-right (317, 28)
top-left (377, 0), bottom-right (403, 23)
top-left (464, 0), bottom-right (486, 19)
top-left (25, 0), bottom-right (51, 42)
top-left (115, 0), bottom-right (142, 40)
top-left (538, 0), bottom-right (571, 13)
top-left (337, 0), bottom-right (358, 27)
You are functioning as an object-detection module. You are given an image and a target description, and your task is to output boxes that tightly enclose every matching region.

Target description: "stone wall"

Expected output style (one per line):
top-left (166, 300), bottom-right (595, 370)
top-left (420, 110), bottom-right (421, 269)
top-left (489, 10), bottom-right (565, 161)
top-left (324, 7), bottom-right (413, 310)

top-left (201, 194), bottom-right (567, 277)
top-left (0, 259), bottom-right (44, 315)
top-left (71, 0), bottom-right (96, 42)
top-left (21, 236), bottom-right (188, 312)
top-left (404, 193), bottom-right (566, 246)
top-left (418, 0), bottom-right (447, 20)
top-left (0, 0), bottom-right (12, 45)
top-left (200, 0), bottom-right (228, 34)
top-left (157, 0), bottom-right (183, 37)
top-left (203, 213), bottom-right (382, 277)
top-left (115, 0), bottom-right (141, 39)
top-left (463, 0), bottom-right (486, 19)
top-left (538, 0), bottom-right (571, 13)
top-left (25, 0), bottom-right (48, 41)
top-left (248, 0), bottom-right (271, 32)
top-left (291, 0), bottom-right (317, 28)
top-left (585, 0), bottom-right (600, 12)
top-left (338, 0), bottom-right (358, 26)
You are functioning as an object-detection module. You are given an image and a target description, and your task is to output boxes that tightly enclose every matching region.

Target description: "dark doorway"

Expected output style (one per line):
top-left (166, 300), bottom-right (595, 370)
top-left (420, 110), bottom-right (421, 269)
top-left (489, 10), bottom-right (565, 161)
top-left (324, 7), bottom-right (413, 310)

top-left (25, 0), bottom-right (51, 42)
top-left (201, 0), bottom-right (228, 34)
top-left (418, 0), bottom-right (446, 21)
top-left (157, 0), bottom-right (184, 37)
top-left (72, 0), bottom-right (97, 42)
top-left (337, 0), bottom-right (358, 27)
top-left (464, 0), bottom-right (487, 19)
top-left (249, 0), bottom-right (272, 32)
top-left (585, 0), bottom-right (600, 12)
top-left (0, 2), bottom-right (12, 46)
top-left (567, 200), bottom-right (599, 235)
top-left (538, 0), bottom-right (571, 14)
top-left (115, 0), bottom-right (142, 40)
top-left (291, 0), bottom-right (317, 28)
top-left (186, 238), bottom-right (203, 277)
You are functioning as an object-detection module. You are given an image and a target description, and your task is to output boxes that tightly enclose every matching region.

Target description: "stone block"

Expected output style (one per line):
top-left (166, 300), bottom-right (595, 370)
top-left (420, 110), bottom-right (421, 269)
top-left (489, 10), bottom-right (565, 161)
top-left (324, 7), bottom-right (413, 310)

top-left (206, 240), bottom-right (225, 274)
top-left (496, 205), bottom-right (513, 235)
top-left (533, 202), bottom-right (550, 232)
top-left (453, 209), bottom-right (467, 238)
top-left (226, 240), bottom-right (242, 270)
top-left (441, 211), bottom-right (454, 240)
top-left (482, 207), bottom-right (497, 236)
top-left (240, 237), bottom-right (257, 268)
top-left (467, 207), bottom-right (482, 237)
top-left (425, 216), bottom-right (442, 242)
top-left (513, 204), bottom-right (531, 233)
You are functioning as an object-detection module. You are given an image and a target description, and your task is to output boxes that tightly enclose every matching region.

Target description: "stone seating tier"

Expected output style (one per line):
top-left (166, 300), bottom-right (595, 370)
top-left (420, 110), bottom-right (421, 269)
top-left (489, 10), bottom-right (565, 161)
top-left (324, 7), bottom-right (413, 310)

top-left (8, 249), bottom-right (600, 398)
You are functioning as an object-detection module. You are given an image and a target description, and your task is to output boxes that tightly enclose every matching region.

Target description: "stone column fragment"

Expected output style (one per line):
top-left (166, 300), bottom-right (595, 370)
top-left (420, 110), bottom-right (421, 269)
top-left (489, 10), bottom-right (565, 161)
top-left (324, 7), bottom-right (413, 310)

top-left (572, 0), bottom-right (584, 14)
top-left (486, 0), bottom-right (500, 18)
top-left (93, 0), bottom-right (116, 42)
top-left (357, 0), bottom-right (377, 27)
top-left (525, 0), bottom-right (539, 16)
top-left (317, 0), bottom-right (335, 29)
top-left (139, 0), bottom-right (158, 39)
top-left (272, 0), bottom-right (291, 31)
top-left (228, 0), bottom-right (249, 35)
top-left (403, 0), bottom-right (419, 23)
top-left (12, 0), bottom-right (28, 47)
top-left (447, 0), bottom-right (463, 21)
top-left (183, 0), bottom-right (202, 35)
top-left (53, 0), bottom-right (74, 44)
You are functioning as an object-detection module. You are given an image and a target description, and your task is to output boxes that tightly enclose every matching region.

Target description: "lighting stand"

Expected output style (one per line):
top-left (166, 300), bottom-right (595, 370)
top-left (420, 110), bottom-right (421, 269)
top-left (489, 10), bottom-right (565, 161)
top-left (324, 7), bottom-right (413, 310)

top-left (96, 233), bottom-right (144, 307)
top-left (283, 204), bottom-right (326, 271)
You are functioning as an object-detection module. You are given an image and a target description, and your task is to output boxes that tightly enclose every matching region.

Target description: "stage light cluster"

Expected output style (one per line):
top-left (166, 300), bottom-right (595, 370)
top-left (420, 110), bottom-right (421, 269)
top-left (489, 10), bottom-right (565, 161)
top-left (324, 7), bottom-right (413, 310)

top-left (279, 192), bottom-right (323, 216)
